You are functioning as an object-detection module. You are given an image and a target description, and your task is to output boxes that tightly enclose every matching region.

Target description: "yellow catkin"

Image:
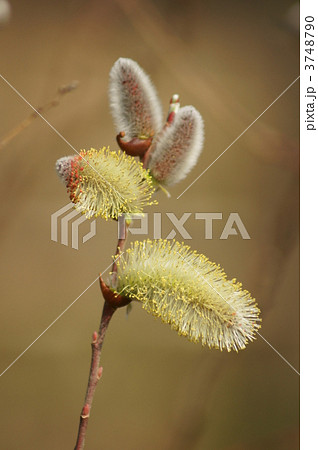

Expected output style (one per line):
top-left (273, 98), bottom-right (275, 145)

top-left (115, 239), bottom-right (261, 352)
top-left (57, 147), bottom-right (156, 220)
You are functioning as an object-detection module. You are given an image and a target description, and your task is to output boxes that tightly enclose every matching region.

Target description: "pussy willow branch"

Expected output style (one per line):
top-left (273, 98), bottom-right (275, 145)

top-left (111, 217), bottom-right (129, 286)
top-left (74, 301), bottom-right (115, 450)
top-left (74, 217), bottom-right (129, 450)
top-left (0, 81), bottom-right (78, 151)
top-left (74, 135), bottom-right (147, 448)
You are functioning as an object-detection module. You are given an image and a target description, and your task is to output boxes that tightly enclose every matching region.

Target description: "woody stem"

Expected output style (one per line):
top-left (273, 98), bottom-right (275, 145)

top-left (74, 218), bottom-right (129, 450)
top-left (111, 217), bottom-right (129, 286)
top-left (74, 301), bottom-right (115, 450)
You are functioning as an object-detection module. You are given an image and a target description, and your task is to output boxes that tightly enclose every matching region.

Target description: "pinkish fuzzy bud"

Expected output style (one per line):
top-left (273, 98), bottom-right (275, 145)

top-left (109, 58), bottom-right (163, 141)
top-left (55, 156), bottom-right (74, 184)
top-left (146, 106), bottom-right (204, 186)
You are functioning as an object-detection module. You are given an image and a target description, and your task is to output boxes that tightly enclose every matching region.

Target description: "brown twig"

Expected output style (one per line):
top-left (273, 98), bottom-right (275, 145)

top-left (111, 216), bottom-right (129, 286)
top-left (74, 301), bottom-right (115, 450)
top-left (74, 216), bottom-right (130, 449)
top-left (0, 80), bottom-right (79, 151)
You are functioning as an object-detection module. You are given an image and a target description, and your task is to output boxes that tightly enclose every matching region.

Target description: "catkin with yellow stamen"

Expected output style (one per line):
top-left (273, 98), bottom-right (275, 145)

top-left (56, 147), bottom-right (156, 220)
top-left (115, 240), bottom-right (261, 352)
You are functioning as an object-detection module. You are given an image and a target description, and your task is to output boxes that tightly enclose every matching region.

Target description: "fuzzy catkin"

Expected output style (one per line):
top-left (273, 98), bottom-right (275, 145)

top-left (56, 148), bottom-right (156, 220)
top-left (109, 58), bottom-right (163, 140)
top-left (147, 106), bottom-right (204, 186)
top-left (115, 240), bottom-right (261, 351)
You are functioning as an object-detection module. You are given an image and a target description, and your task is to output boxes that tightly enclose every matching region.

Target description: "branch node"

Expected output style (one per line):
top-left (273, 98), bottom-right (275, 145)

top-left (81, 404), bottom-right (90, 419)
top-left (97, 367), bottom-right (103, 380)
top-left (99, 274), bottom-right (131, 309)
top-left (116, 131), bottom-right (153, 157)
top-left (92, 331), bottom-right (98, 344)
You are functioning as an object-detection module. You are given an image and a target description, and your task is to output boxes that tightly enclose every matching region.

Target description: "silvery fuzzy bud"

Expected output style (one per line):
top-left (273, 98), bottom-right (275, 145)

top-left (146, 106), bottom-right (204, 186)
top-left (109, 58), bottom-right (163, 141)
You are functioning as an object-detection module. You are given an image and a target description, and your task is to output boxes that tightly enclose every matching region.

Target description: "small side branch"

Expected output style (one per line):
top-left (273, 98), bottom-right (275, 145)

top-left (0, 81), bottom-right (79, 151)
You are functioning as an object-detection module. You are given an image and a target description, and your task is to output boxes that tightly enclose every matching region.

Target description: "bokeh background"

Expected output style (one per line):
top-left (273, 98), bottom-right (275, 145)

top-left (0, 0), bottom-right (299, 449)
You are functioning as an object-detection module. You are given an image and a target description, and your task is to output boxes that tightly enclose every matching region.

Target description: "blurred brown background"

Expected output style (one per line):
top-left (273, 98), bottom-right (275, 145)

top-left (0, 0), bottom-right (299, 449)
